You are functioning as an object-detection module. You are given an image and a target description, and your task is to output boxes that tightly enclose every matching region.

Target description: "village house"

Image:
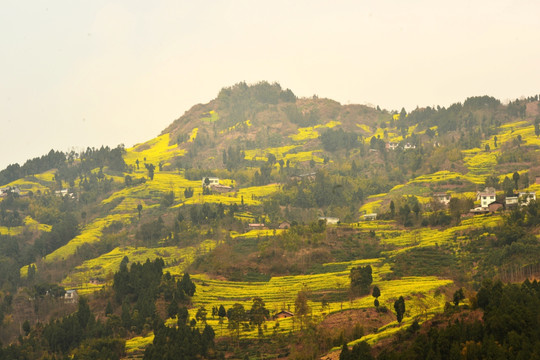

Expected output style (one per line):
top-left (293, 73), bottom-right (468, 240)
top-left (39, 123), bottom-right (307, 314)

top-left (202, 177), bottom-right (219, 187)
top-left (404, 143), bottom-right (416, 150)
top-left (210, 184), bottom-right (233, 193)
top-left (0, 186), bottom-right (21, 197)
top-left (433, 192), bottom-right (452, 206)
top-left (290, 172), bottom-right (317, 181)
top-left (386, 142), bottom-right (399, 150)
top-left (278, 221), bottom-right (291, 229)
top-left (477, 187), bottom-right (496, 208)
top-left (363, 213), bottom-right (377, 221)
top-left (64, 289), bottom-right (79, 304)
top-left (519, 191), bottom-right (536, 206)
top-left (488, 201), bottom-right (504, 213)
top-left (318, 217), bottom-right (340, 225)
top-left (505, 196), bottom-right (519, 208)
top-left (273, 310), bottom-right (294, 320)
top-left (468, 207), bottom-right (490, 215)
top-left (248, 223), bottom-right (267, 230)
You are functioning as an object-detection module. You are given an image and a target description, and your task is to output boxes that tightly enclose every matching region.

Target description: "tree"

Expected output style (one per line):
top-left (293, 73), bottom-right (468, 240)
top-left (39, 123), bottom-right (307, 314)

top-left (180, 272), bottom-right (196, 297)
top-left (218, 304), bottom-right (226, 336)
top-left (77, 297), bottom-right (93, 329)
top-left (145, 163), bottom-right (155, 180)
top-left (294, 288), bottom-right (311, 329)
top-left (195, 306), bottom-right (208, 325)
top-left (227, 303), bottom-right (246, 342)
top-left (167, 298), bottom-right (179, 318)
top-left (249, 297), bottom-right (269, 337)
top-left (394, 296), bottom-right (405, 324)
top-left (340, 343), bottom-right (350, 360)
top-left (137, 204), bottom-right (143, 220)
top-left (453, 288), bottom-right (465, 307)
top-left (160, 191), bottom-right (175, 208)
top-left (124, 175), bottom-right (133, 187)
top-left (22, 320), bottom-right (30, 336)
top-left (350, 265), bottom-right (373, 296)
top-left (184, 187), bottom-right (194, 198)
top-left (372, 286), bottom-right (381, 308)
top-left (389, 201), bottom-right (395, 217)
top-left (502, 177), bottom-right (514, 196)
top-left (513, 171), bottom-right (520, 190)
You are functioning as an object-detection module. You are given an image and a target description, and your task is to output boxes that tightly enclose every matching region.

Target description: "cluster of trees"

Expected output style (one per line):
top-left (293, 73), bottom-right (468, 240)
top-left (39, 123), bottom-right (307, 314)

top-left (0, 149), bottom-right (66, 186)
top-left (0, 208), bottom-right (23, 228)
top-left (275, 171), bottom-right (366, 212)
top-left (144, 320), bottom-right (215, 360)
top-left (349, 265), bottom-right (373, 296)
top-left (372, 279), bottom-right (540, 359)
top-left (222, 145), bottom-right (245, 171)
top-left (217, 81), bottom-right (296, 126)
top-left (320, 128), bottom-right (359, 152)
top-left (1, 298), bottom-right (126, 360)
top-left (283, 104), bottom-right (321, 127)
top-left (112, 257), bottom-right (197, 333)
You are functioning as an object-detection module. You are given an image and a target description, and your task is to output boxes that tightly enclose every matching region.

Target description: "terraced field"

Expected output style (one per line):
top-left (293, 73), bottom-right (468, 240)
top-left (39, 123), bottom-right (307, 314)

top-left (289, 121), bottom-right (340, 142)
top-left (187, 259), bottom-right (452, 339)
top-left (124, 133), bottom-right (185, 168)
top-left (61, 240), bottom-right (216, 294)
top-left (44, 213), bottom-right (134, 263)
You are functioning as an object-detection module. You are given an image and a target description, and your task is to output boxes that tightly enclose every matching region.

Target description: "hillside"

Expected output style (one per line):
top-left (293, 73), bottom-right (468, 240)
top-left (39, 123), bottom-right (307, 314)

top-left (1, 82), bottom-right (540, 359)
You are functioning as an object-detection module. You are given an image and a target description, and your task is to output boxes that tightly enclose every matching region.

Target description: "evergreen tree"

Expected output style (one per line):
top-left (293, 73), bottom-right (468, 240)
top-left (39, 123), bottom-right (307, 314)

top-left (394, 296), bottom-right (406, 323)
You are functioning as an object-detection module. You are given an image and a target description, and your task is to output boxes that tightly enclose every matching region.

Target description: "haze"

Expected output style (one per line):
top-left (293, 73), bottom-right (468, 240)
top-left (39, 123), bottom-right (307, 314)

top-left (1, 0), bottom-right (539, 169)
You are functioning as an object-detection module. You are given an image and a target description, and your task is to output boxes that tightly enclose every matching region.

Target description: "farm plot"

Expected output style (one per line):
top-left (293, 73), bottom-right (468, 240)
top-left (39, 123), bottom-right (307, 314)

top-left (188, 260), bottom-right (451, 339)
top-left (124, 133), bottom-right (185, 168)
top-left (61, 240), bottom-right (216, 294)
top-left (43, 213), bottom-right (133, 263)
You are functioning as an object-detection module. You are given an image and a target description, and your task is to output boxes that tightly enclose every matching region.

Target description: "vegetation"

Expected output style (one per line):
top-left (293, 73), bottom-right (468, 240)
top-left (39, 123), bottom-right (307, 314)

top-left (1, 84), bottom-right (540, 358)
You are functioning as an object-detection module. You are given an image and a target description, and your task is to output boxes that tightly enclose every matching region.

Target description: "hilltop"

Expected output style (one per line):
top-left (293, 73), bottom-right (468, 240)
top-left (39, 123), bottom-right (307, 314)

top-left (1, 82), bottom-right (540, 359)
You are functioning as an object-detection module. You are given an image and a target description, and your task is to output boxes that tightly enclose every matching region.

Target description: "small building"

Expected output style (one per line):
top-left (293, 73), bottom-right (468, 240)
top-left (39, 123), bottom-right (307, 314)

top-left (248, 223), bottom-right (267, 230)
top-left (488, 201), bottom-right (504, 213)
top-left (469, 207), bottom-right (490, 215)
top-left (477, 187), bottom-right (496, 208)
top-left (64, 290), bottom-right (79, 304)
top-left (318, 217), bottom-right (340, 225)
top-left (210, 184), bottom-right (233, 193)
top-left (404, 143), bottom-right (416, 150)
top-left (505, 196), bottom-right (519, 208)
top-left (433, 192), bottom-right (452, 206)
top-left (289, 172), bottom-right (317, 181)
top-left (0, 186), bottom-right (21, 197)
top-left (273, 310), bottom-right (294, 320)
top-left (55, 189), bottom-right (69, 197)
top-left (363, 213), bottom-right (378, 221)
top-left (386, 142), bottom-right (399, 150)
top-left (519, 192), bottom-right (536, 206)
top-left (278, 221), bottom-right (291, 229)
top-left (202, 177), bottom-right (219, 187)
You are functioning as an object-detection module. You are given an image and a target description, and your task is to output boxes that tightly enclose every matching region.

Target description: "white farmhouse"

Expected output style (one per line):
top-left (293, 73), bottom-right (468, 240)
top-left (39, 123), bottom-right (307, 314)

top-left (477, 187), bottom-right (496, 208)
top-left (202, 177), bottom-right (219, 187)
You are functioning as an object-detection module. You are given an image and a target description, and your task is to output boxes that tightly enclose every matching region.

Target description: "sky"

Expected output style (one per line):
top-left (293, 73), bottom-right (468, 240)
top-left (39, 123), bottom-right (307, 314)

top-left (1, 0), bottom-right (539, 169)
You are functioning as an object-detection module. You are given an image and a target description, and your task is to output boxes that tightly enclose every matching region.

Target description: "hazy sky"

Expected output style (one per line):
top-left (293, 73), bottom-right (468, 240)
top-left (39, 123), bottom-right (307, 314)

top-left (1, 0), bottom-right (539, 169)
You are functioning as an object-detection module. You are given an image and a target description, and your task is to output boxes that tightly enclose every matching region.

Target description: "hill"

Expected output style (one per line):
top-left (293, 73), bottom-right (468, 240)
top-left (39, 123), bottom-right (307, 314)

top-left (1, 82), bottom-right (540, 359)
